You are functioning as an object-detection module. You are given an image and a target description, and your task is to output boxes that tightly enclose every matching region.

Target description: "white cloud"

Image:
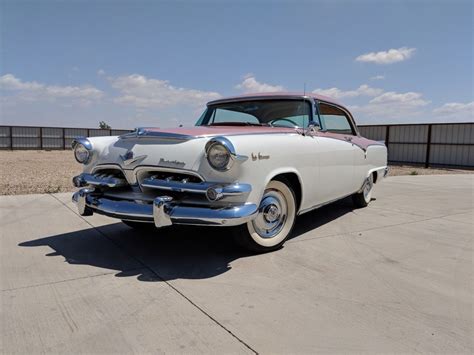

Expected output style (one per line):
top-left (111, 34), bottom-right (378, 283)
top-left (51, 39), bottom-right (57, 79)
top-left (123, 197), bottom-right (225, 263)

top-left (370, 75), bottom-right (385, 80)
top-left (433, 102), bottom-right (474, 117)
top-left (356, 47), bottom-right (416, 64)
top-left (97, 69), bottom-right (106, 76)
top-left (110, 74), bottom-right (221, 108)
top-left (0, 74), bottom-right (104, 103)
top-left (0, 74), bottom-right (43, 91)
top-left (312, 84), bottom-right (383, 99)
top-left (350, 91), bottom-right (430, 119)
top-left (235, 74), bottom-right (284, 93)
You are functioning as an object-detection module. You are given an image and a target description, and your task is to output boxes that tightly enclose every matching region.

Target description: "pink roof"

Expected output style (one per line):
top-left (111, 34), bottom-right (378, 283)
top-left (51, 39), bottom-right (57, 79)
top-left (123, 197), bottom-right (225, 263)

top-left (207, 91), bottom-right (344, 108)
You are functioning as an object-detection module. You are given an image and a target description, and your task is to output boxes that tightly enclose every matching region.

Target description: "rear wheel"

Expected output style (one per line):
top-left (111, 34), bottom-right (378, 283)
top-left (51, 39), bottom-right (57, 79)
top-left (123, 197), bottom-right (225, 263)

top-left (352, 173), bottom-right (374, 208)
top-left (233, 179), bottom-right (296, 253)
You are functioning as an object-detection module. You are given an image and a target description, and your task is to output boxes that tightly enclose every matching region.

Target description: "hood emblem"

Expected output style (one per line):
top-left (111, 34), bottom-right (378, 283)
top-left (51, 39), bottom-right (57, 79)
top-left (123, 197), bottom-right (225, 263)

top-left (120, 150), bottom-right (147, 166)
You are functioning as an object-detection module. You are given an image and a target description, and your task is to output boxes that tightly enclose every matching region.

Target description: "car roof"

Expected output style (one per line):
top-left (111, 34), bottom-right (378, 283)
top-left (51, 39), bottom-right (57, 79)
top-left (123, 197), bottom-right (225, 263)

top-left (207, 92), bottom-right (345, 109)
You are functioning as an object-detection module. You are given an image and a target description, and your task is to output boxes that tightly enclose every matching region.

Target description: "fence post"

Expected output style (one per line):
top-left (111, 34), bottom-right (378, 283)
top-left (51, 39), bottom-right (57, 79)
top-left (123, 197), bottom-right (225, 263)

top-left (9, 126), bottom-right (13, 150)
top-left (385, 125), bottom-right (390, 146)
top-left (87, 129), bottom-right (90, 138)
top-left (62, 128), bottom-right (66, 150)
top-left (425, 124), bottom-right (432, 168)
top-left (40, 127), bottom-right (43, 149)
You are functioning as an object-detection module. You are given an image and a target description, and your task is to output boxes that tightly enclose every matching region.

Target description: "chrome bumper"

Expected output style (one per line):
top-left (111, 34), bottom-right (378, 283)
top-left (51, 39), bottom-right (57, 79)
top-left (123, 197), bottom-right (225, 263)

top-left (72, 188), bottom-right (258, 227)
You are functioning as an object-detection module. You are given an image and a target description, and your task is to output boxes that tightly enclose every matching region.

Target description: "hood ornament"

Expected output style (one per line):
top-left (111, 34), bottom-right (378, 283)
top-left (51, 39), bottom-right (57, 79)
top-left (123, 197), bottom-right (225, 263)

top-left (120, 150), bottom-right (147, 166)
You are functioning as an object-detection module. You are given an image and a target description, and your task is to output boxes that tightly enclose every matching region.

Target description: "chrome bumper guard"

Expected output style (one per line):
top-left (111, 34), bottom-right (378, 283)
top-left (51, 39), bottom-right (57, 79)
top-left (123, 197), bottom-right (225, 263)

top-left (72, 188), bottom-right (258, 227)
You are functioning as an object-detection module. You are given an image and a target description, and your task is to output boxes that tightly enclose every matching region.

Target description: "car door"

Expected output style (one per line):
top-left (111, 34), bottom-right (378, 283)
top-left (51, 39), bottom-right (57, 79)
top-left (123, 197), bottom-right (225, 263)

top-left (314, 102), bottom-right (359, 203)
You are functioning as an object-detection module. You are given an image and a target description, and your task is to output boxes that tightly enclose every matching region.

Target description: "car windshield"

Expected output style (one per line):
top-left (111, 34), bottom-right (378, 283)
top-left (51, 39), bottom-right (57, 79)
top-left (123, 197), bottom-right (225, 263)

top-left (196, 100), bottom-right (312, 128)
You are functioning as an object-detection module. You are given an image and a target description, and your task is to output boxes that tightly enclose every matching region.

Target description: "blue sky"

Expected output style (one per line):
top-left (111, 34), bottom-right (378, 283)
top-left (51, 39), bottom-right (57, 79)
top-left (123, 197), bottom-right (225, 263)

top-left (1, 0), bottom-right (472, 128)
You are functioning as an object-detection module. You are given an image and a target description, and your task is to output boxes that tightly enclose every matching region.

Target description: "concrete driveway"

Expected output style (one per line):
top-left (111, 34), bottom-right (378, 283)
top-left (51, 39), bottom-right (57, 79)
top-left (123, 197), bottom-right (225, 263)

top-left (1, 175), bottom-right (472, 354)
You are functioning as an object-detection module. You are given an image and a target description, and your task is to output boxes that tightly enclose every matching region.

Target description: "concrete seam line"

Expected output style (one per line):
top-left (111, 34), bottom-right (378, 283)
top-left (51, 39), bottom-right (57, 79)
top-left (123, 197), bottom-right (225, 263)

top-left (49, 193), bottom-right (259, 355)
top-left (1, 269), bottom-right (143, 293)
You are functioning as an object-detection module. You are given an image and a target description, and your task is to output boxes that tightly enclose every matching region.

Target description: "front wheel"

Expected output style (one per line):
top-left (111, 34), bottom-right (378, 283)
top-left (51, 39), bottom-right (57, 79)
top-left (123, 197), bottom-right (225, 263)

top-left (232, 179), bottom-right (297, 253)
top-left (352, 174), bottom-right (374, 208)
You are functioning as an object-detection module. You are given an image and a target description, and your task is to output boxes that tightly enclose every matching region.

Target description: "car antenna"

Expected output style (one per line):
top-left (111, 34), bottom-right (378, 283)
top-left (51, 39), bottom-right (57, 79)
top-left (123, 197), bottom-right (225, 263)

top-left (302, 82), bottom-right (307, 136)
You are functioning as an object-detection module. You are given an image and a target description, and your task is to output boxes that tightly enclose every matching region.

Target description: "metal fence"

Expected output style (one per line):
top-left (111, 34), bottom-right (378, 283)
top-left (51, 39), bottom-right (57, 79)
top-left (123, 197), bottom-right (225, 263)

top-left (1, 123), bottom-right (473, 168)
top-left (358, 122), bottom-right (474, 168)
top-left (0, 126), bottom-right (132, 150)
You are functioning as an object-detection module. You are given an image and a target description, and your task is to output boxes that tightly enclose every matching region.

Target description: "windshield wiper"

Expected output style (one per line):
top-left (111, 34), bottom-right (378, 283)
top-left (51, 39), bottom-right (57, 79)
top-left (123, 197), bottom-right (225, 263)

top-left (244, 122), bottom-right (270, 126)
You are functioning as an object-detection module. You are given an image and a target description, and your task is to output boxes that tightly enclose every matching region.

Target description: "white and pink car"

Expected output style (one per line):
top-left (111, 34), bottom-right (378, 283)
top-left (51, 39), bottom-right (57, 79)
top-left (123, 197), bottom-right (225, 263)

top-left (72, 93), bottom-right (388, 252)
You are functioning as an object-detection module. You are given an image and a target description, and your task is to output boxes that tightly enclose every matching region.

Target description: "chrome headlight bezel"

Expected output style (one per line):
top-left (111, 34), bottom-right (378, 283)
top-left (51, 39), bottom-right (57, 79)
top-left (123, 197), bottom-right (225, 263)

top-left (72, 138), bottom-right (93, 164)
top-left (205, 136), bottom-right (248, 172)
top-left (206, 141), bottom-right (232, 171)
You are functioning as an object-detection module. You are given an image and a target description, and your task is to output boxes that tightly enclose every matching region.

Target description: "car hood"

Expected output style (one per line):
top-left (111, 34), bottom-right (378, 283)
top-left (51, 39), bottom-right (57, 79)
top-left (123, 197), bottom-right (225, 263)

top-left (90, 126), bottom-right (296, 171)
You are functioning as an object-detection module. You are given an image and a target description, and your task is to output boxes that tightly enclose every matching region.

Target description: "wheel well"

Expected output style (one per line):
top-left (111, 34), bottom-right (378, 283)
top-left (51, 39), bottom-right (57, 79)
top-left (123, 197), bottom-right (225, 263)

top-left (372, 171), bottom-right (378, 184)
top-left (272, 173), bottom-right (302, 212)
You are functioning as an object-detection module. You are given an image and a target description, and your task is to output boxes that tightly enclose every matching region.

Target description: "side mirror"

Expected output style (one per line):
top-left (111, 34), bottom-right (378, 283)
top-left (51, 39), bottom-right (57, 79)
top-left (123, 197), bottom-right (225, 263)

top-left (306, 122), bottom-right (321, 134)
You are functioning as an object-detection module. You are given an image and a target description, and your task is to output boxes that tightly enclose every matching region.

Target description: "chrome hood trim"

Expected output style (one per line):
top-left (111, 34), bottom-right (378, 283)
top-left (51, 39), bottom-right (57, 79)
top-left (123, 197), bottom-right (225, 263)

top-left (120, 127), bottom-right (197, 141)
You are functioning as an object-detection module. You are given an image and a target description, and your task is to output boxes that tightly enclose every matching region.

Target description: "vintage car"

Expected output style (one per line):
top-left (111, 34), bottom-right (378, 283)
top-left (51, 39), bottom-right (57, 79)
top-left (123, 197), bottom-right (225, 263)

top-left (72, 92), bottom-right (388, 252)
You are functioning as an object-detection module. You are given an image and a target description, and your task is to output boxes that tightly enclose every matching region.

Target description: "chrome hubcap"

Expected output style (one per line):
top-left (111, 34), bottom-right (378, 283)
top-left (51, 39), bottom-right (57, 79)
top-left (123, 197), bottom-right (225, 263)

top-left (263, 204), bottom-right (280, 223)
top-left (252, 190), bottom-right (287, 239)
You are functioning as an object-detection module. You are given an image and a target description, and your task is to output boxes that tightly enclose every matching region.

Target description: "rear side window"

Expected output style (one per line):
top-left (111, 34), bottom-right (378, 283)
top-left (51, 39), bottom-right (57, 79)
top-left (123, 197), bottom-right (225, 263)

top-left (319, 103), bottom-right (355, 135)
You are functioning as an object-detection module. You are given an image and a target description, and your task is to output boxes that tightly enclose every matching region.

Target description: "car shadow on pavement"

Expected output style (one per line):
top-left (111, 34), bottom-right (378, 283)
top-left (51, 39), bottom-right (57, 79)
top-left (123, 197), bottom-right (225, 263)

top-left (19, 198), bottom-right (356, 282)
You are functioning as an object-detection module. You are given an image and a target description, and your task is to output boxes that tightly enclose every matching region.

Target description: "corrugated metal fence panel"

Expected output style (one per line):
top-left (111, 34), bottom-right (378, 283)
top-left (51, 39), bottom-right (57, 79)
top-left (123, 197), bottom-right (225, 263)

top-left (389, 125), bottom-right (429, 143)
top-left (388, 143), bottom-right (427, 164)
top-left (358, 125), bottom-right (386, 141)
top-left (88, 129), bottom-right (111, 137)
top-left (65, 128), bottom-right (88, 138)
top-left (0, 127), bottom-right (11, 148)
top-left (42, 127), bottom-right (63, 149)
top-left (430, 145), bottom-right (474, 166)
top-left (11, 127), bottom-right (41, 149)
top-left (429, 124), bottom-right (473, 166)
top-left (431, 124), bottom-right (474, 144)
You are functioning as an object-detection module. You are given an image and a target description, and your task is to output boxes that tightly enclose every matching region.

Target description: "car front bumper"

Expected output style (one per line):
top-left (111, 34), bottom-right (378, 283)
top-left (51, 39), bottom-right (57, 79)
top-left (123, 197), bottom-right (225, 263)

top-left (72, 188), bottom-right (258, 228)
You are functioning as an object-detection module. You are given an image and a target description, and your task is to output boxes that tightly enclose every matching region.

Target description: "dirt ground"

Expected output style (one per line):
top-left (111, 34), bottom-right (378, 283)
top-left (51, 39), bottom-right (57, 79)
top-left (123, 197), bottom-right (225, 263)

top-left (0, 150), bottom-right (471, 195)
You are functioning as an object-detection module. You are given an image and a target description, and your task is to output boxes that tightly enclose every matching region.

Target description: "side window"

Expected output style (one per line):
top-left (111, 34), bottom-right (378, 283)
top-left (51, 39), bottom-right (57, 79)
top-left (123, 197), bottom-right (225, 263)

top-left (318, 103), bottom-right (355, 135)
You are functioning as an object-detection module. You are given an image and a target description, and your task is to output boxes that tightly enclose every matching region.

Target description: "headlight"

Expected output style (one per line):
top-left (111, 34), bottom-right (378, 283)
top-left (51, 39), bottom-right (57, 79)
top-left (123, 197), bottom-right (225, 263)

top-left (206, 142), bottom-right (231, 171)
top-left (74, 143), bottom-right (90, 163)
top-left (72, 138), bottom-right (93, 164)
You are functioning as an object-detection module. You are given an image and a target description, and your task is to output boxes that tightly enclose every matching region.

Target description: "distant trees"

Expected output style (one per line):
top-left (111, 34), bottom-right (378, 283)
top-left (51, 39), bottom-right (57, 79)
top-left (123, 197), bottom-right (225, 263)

top-left (99, 121), bottom-right (111, 129)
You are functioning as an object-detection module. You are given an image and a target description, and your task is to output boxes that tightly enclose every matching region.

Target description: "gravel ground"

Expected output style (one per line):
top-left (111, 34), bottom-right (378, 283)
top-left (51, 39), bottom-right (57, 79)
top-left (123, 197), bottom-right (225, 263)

top-left (0, 150), bottom-right (471, 195)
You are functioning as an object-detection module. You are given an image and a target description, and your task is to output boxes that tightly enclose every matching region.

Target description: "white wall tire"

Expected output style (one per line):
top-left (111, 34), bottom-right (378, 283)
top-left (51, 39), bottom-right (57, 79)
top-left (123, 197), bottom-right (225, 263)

top-left (233, 179), bottom-right (296, 252)
top-left (352, 173), bottom-right (374, 208)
